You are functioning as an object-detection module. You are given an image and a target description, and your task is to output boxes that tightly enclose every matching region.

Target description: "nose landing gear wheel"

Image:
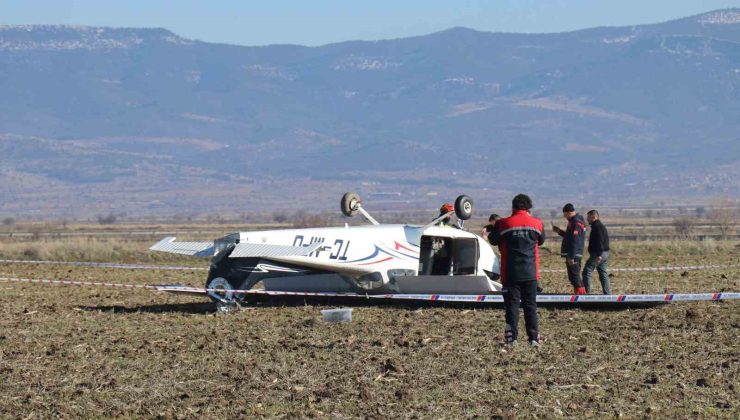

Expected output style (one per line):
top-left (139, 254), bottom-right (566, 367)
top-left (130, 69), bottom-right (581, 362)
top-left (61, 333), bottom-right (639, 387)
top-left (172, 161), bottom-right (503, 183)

top-left (206, 277), bottom-right (239, 313)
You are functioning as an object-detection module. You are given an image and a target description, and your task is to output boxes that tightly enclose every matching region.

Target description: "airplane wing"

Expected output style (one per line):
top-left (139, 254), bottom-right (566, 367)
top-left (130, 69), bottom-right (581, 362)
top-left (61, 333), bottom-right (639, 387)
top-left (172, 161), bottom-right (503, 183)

top-left (150, 237), bottom-right (323, 258)
top-left (229, 242), bottom-right (322, 258)
top-left (150, 237), bottom-right (214, 257)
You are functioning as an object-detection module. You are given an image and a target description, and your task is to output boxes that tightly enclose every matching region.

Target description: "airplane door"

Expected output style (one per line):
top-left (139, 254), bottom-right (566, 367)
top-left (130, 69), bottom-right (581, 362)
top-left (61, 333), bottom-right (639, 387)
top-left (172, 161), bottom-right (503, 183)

top-left (419, 236), bottom-right (478, 276)
top-left (452, 238), bottom-right (478, 275)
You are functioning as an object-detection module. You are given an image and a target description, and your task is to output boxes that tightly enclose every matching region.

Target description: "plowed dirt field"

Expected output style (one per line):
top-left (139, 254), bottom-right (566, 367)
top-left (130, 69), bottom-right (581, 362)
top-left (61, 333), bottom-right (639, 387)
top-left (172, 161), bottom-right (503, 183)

top-left (0, 239), bottom-right (738, 418)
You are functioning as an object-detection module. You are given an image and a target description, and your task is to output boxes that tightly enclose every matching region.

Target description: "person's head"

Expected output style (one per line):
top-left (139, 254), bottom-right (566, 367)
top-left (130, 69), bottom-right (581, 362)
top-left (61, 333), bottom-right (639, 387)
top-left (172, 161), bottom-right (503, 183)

top-left (512, 194), bottom-right (533, 212)
top-left (439, 203), bottom-right (454, 215)
top-left (562, 203), bottom-right (576, 219)
top-left (587, 209), bottom-right (600, 224)
top-left (439, 203), bottom-right (454, 224)
top-left (488, 213), bottom-right (500, 223)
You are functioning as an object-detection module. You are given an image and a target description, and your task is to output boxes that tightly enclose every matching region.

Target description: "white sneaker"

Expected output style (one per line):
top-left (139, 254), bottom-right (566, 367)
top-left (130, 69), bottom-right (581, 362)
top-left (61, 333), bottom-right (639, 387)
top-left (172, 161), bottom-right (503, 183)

top-left (505, 339), bottom-right (518, 346)
top-left (529, 340), bottom-right (541, 347)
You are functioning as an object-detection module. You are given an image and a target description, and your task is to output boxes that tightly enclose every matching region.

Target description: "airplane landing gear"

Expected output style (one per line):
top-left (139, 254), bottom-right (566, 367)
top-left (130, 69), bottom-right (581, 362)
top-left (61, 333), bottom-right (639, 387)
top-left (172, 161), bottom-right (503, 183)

top-left (206, 276), bottom-right (240, 313)
top-left (454, 195), bottom-right (474, 220)
top-left (341, 192), bottom-right (362, 217)
top-left (216, 301), bottom-right (238, 314)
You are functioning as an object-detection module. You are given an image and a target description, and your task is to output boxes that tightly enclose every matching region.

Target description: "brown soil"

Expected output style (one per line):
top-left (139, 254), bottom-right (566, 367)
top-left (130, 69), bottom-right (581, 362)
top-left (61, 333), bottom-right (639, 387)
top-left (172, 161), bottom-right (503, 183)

top-left (0, 240), bottom-right (738, 418)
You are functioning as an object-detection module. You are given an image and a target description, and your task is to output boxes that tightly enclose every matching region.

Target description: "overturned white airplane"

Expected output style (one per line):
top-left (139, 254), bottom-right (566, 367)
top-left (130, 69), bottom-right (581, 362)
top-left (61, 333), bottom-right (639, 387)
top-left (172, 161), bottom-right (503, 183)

top-left (151, 193), bottom-right (501, 309)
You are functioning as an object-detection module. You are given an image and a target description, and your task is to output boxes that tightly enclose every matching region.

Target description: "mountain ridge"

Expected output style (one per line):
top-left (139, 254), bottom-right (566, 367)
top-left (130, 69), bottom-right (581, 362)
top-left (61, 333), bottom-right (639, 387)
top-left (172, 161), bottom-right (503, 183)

top-left (2, 8), bottom-right (738, 47)
top-left (0, 9), bottom-right (738, 218)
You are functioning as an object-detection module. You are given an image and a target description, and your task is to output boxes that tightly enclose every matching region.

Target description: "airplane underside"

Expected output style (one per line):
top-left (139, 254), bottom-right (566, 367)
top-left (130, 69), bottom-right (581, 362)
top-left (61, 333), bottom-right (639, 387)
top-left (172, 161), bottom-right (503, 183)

top-left (205, 257), bottom-right (346, 300)
top-left (205, 255), bottom-right (500, 305)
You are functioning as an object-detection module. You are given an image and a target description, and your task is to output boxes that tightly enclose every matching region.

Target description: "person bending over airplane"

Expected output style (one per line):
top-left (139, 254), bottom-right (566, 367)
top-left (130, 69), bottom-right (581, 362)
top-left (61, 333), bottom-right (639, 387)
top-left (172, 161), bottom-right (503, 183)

top-left (481, 213), bottom-right (500, 241)
top-left (438, 203), bottom-right (456, 227)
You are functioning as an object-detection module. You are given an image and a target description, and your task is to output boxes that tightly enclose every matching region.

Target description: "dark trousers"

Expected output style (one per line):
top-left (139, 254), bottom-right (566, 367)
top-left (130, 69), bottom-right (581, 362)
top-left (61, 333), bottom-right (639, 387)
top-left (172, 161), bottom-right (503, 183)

top-left (566, 257), bottom-right (583, 288)
top-left (503, 280), bottom-right (539, 342)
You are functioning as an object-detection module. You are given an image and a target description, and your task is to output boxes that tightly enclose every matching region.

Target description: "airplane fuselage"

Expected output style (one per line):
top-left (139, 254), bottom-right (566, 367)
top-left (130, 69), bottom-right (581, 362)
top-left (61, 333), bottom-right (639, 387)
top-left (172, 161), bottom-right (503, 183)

top-left (215, 224), bottom-right (500, 291)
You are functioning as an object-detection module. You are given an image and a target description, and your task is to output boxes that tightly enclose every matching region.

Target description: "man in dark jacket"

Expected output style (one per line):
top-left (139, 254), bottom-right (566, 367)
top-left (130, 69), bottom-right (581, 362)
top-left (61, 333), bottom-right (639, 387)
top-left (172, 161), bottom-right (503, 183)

top-left (481, 213), bottom-right (500, 242)
top-left (489, 194), bottom-right (545, 346)
top-left (582, 210), bottom-right (611, 294)
top-left (552, 203), bottom-right (586, 294)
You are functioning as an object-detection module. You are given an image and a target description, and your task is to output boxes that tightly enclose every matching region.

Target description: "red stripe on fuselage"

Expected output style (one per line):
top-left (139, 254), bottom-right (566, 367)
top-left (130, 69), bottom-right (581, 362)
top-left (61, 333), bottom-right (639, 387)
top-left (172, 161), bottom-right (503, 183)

top-left (357, 256), bottom-right (393, 266)
top-left (394, 241), bottom-right (419, 254)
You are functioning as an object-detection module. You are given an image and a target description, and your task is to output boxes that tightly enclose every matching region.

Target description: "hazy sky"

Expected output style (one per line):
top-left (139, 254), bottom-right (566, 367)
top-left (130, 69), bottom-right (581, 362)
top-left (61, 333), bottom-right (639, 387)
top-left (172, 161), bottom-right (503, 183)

top-left (1, 0), bottom-right (738, 46)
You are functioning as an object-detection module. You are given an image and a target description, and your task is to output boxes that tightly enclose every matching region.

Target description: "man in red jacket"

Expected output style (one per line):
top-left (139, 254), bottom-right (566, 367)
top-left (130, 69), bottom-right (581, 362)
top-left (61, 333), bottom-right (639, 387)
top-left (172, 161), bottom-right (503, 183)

top-left (489, 194), bottom-right (545, 346)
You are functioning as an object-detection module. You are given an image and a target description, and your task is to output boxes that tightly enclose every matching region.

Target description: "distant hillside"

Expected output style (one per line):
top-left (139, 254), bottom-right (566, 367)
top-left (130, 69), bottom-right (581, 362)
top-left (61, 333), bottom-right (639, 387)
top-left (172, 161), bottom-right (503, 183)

top-left (0, 9), bottom-right (738, 218)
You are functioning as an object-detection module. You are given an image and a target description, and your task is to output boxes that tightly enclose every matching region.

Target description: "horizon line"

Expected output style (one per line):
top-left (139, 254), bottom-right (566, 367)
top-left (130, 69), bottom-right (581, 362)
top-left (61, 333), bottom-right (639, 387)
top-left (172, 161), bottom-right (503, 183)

top-left (0, 7), bottom-right (737, 48)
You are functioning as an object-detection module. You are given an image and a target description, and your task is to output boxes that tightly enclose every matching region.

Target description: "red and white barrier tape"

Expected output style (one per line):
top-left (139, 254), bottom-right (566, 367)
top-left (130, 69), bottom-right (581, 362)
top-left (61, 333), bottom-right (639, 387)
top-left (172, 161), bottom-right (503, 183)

top-left (0, 259), bottom-right (206, 271)
top-left (372, 292), bottom-right (740, 303)
top-left (0, 276), bottom-right (159, 290)
top-left (1, 276), bottom-right (737, 304)
top-left (1, 259), bottom-right (738, 274)
top-left (540, 264), bottom-right (733, 273)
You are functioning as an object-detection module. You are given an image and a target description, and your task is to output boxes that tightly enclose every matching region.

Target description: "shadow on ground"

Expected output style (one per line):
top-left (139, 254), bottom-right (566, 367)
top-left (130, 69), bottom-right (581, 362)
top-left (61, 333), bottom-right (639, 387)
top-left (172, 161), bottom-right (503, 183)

top-left (77, 294), bottom-right (664, 315)
top-left (77, 302), bottom-right (216, 314)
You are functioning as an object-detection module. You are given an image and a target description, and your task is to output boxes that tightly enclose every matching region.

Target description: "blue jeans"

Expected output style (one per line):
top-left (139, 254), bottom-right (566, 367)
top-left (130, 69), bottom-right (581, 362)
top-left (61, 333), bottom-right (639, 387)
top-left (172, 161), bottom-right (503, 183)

top-left (582, 251), bottom-right (610, 294)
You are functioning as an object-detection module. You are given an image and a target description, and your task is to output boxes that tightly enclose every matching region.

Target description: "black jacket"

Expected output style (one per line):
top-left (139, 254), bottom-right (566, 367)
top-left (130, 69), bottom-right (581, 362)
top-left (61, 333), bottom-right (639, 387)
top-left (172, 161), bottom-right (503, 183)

top-left (587, 219), bottom-right (610, 256)
top-left (559, 213), bottom-right (586, 259)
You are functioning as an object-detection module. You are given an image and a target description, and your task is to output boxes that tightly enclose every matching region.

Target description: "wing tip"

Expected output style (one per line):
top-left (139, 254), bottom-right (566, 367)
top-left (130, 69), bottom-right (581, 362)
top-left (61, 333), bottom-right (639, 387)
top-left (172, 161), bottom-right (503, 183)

top-left (150, 236), bottom-right (177, 251)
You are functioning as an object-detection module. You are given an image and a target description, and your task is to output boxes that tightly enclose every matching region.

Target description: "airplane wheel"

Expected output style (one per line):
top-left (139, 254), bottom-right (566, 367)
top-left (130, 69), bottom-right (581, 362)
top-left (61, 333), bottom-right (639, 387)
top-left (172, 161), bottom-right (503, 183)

top-left (206, 276), bottom-right (236, 304)
top-left (341, 192), bottom-right (361, 217)
top-left (454, 195), bottom-right (474, 220)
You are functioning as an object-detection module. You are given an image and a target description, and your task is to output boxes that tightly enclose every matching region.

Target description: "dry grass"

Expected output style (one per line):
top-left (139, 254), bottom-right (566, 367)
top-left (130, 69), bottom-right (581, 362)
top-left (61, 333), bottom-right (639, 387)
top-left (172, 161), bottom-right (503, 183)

top-left (0, 237), bottom-right (187, 264)
top-left (0, 237), bottom-right (738, 418)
